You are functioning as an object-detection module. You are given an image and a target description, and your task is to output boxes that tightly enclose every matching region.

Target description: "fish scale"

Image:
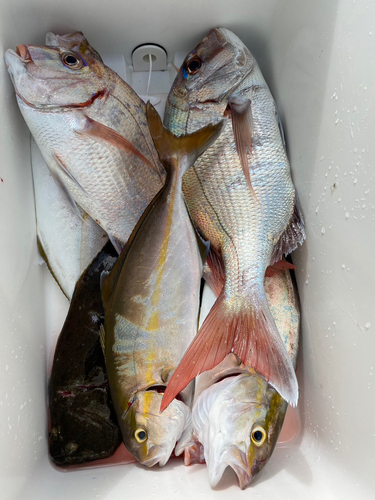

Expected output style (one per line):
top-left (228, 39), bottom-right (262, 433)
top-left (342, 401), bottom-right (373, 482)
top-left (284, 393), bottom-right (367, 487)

top-left (162, 27), bottom-right (305, 410)
top-left (100, 105), bottom-right (223, 467)
top-left (5, 44), bottom-right (165, 253)
top-left (189, 268), bottom-right (300, 489)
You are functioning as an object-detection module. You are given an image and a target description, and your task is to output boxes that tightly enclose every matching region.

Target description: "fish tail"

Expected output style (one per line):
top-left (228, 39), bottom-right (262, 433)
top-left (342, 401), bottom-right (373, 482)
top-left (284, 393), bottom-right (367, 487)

top-left (161, 291), bottom-right (298, 412)
top-left (146, 102), bottom-right (224, 176)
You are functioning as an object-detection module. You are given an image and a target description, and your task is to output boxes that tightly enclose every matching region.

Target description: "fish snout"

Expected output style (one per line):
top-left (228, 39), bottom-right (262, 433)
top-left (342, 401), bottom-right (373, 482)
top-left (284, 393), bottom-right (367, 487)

top-left (225, 447), bottom-right (252, 489)
top-left (208, 445), bottom-right (252, 489)
top-left (140, 445), bottom-right (166, 468)
top-left (16, 45), bottom-right (32, 63)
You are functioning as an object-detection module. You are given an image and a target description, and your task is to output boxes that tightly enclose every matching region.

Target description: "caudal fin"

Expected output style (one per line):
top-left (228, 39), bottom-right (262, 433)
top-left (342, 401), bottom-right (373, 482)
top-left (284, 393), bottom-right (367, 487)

top-left (146, 102), bottom-right (224, 176)
top-left (161, 292), bottom-right (298, 412)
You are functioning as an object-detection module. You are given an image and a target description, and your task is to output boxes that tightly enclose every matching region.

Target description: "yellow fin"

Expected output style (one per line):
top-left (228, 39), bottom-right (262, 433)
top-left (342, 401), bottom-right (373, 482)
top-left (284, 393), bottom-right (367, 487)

top-left (146, 101), bottom-right (225, 176)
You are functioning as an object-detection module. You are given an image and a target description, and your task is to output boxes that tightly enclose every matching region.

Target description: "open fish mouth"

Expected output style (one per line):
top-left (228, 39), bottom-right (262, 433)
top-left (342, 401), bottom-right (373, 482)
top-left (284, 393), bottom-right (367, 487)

top-left (225, 447), bottom-right (251, 490)
top-left (140, 445), bottom-right (167, 467)
top-left (208, 446), bottom-right (252, 489)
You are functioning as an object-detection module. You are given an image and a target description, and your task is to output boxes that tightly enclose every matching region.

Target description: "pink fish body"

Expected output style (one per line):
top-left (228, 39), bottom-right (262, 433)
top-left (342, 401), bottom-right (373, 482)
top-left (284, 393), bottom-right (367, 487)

top-left (162, 28), bottom-right (305, 409)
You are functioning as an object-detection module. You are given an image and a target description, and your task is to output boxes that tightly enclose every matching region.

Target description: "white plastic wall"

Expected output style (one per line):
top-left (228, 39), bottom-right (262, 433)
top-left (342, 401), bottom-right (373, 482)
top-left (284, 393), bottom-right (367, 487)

top-left (0, 1), bottom-right (374, 499)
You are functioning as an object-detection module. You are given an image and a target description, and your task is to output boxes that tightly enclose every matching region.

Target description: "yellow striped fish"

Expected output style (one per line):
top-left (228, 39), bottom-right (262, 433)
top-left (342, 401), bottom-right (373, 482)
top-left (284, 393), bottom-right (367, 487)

top-left (100, 103), bottom-right (223, 467)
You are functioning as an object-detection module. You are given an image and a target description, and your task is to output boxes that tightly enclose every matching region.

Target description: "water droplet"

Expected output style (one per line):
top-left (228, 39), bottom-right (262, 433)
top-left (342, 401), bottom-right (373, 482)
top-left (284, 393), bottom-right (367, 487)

top-left (321, 227), bottom-right (326, 235)
top-left (342, 264), bottom-right (346, 269)
top-left (366, 322), bottom-right (371, 329)
top-left (345, 212), bottom-right (350, 219)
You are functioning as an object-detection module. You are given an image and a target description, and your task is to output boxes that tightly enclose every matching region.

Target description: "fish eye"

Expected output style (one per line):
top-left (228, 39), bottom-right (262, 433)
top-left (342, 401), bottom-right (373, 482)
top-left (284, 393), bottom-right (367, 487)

top-left (186, 57), bottom-right (202, 75)
top-left (251, 426), bottom-right (266, 447)
top-left (62, 53), bottom-right (82, 69)
top-left (134, 428), bottom-right (147, 443)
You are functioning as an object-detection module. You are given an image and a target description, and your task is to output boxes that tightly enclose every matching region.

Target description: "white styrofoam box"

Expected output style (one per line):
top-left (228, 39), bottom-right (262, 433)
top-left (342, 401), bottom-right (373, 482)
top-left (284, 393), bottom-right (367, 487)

top-left (0, 0), bottom-right (374, 499)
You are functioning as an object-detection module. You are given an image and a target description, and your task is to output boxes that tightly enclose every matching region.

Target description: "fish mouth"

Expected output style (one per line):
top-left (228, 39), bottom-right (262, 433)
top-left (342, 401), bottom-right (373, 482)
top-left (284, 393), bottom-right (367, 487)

top-left (4, 48), bottom-right (26, 72)
top-left (225, 447), bottom-right (251, 490)
top-left (16, 45), bottom-right (32, 63)
top-left (5, 46), bottom-right (107, 111)
top-left (208, 446), bottom-right (252, 490)
top-left (140, 445), bottom-right (167, 467)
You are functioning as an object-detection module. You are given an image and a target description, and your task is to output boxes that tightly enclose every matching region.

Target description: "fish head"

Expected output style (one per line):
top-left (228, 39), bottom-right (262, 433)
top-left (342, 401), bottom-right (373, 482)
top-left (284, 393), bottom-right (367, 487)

top-left (170, 28), bottom-right (254, 112)
top-left (4, 44), bottom-right (110, 109)
top-left (193, 373), bottom-right (287, 489)
top-left (120, 390), bottom-right (192, 467)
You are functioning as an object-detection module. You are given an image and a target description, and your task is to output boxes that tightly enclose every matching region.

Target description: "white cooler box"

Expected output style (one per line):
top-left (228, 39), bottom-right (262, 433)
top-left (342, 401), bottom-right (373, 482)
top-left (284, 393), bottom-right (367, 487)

top-left (0, 0), bottom-right (374, 498)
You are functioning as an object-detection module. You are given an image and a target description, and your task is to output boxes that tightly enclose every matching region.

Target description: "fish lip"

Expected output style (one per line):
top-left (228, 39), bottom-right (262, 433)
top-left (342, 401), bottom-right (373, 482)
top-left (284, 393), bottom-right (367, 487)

top-left (139, 445), bottom-right (166, 468)
top-left (208, 446), bottom-right (252, 489)
top-left (226, 448), bottom-right (251, 490)
top-left (16, 44), bottom-right (32, 63)
top-left (4, 48), bottom-right (25, 71)
top-left (5, 47), bottom-right (107, 111)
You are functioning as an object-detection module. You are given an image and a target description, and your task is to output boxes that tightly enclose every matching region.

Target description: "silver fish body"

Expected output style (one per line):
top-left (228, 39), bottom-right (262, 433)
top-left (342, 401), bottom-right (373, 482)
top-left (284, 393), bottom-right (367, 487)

top-left (101, 105), bottom-right (223, 466)
top-left (191, 268), bottom-right (300, 488)
top-left (162, 28), bottom-right (305, 408)
top-left (32, 138), bottom-right (107, 299)
top-left (5, 44), bottom-right (165, 254)
top-left (31, 33), bottom-right (108, 299)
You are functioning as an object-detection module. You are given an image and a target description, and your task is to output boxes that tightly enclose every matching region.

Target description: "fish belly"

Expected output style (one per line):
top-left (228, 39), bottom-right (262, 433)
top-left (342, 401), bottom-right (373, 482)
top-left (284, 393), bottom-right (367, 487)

top-left (18, 96), bottom-right (164, 248)
top-left (105, 192), bottom-right (202, 397)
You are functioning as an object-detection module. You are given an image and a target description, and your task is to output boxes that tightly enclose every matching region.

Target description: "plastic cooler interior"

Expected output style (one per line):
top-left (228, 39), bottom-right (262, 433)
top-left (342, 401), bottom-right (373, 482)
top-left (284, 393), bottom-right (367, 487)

top-left (0, 1), bottom-right (374, 499)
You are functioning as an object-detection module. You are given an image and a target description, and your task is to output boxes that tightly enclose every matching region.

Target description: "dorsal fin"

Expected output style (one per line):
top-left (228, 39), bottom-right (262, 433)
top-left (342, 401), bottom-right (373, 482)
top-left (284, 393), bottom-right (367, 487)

top-left (270, 192), bottom-right (306, 265)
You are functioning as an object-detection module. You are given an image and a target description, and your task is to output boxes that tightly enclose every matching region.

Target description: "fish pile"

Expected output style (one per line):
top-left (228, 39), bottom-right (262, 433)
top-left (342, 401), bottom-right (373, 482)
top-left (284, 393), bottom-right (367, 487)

top-left (5, 27), bottom-right (305, 488)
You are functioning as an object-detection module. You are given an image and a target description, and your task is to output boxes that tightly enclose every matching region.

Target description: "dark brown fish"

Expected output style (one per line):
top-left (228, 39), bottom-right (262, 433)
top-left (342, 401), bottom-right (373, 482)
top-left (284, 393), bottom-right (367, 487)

top-left (49, 241), bottom-right (121, 465)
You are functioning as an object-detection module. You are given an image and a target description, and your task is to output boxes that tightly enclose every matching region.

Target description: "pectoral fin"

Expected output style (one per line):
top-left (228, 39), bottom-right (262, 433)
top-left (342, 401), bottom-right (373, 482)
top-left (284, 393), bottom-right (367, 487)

top-left (228, 96), bottom-right (254, 195)
top-left (77, 116), bottom-right (157, 172)
top-left (50, 154), bottom-right (83, 220)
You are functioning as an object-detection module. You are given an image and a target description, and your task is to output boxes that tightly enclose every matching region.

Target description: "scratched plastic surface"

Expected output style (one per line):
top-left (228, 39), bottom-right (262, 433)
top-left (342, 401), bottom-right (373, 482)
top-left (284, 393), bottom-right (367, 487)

top-left (0, 1), bottom-right (374, 499)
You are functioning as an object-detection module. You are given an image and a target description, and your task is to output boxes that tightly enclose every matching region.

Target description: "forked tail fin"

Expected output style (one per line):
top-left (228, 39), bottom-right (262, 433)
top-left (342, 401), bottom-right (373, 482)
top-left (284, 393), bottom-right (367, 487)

top-left (146, 102), bottom-right (224, 176)
top-left (161, 292), bottom-right (298, 412)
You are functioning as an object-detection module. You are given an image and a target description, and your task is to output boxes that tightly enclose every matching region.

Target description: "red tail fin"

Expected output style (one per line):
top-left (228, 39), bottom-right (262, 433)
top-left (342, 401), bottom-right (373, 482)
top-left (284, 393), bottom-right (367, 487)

top-left (161, 292), bottom-right (298, 412)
